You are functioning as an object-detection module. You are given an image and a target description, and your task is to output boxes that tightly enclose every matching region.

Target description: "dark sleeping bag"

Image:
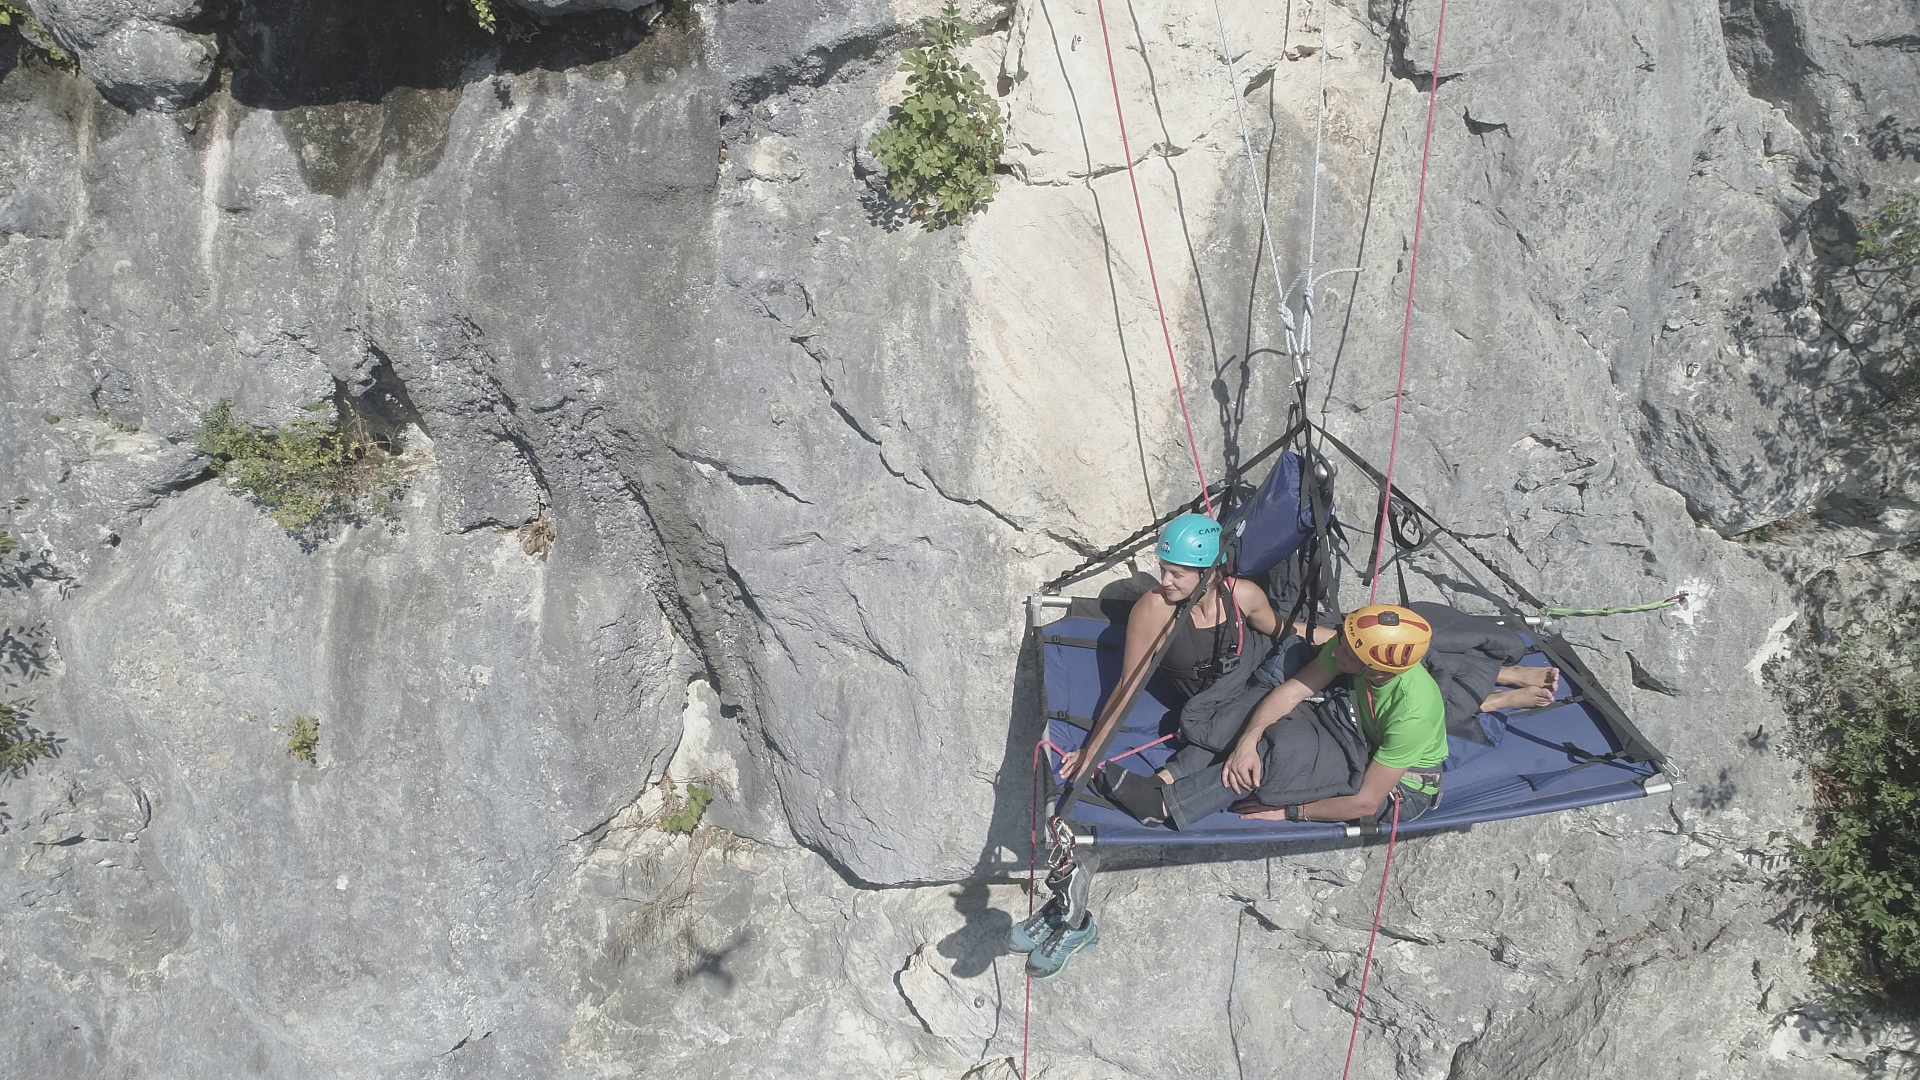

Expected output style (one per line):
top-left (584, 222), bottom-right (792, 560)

top-left (1408, 602), bottom-right (1530, 767)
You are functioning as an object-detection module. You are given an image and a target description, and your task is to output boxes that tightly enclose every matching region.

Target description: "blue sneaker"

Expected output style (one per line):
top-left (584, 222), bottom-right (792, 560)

top-left (1026, 914), bottom-right (1099, 979)
top-left (1009, 902), bottom-right (1062, 953)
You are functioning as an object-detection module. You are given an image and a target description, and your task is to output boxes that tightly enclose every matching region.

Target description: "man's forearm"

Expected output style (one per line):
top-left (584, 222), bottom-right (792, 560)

top-left (1237, 682), bottom-right (1308, 744)
top-left (1298, 793), bottom-right (1381, 822)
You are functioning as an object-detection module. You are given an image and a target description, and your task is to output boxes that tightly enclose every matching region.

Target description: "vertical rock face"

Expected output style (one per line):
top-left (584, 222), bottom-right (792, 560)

top-left (0, 0), bottom-right (1915, 1077)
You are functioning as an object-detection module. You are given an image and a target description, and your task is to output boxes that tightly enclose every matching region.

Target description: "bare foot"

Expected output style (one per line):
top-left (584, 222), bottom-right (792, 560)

top-left (1494, 665), bottom-right (1559, 692)
top-left (1481, 686), bottom-right (1555, 712)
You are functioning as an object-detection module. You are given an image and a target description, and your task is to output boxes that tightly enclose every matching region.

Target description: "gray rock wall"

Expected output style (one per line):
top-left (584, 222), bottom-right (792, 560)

top-left (2, 0), bottom-right (1917, 1076)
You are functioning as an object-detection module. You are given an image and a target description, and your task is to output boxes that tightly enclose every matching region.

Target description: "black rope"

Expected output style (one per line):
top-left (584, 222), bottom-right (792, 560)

top-left (1039, 418), bottom-right (1308, 594)
top-left (1309, 425), bottom-right (1552, 612)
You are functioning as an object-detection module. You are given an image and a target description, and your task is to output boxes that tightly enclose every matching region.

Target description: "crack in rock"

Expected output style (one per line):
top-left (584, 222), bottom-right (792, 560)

top-left (668, 445), bottom-right (811, 504)
top-left (790, 335), bottom-right (883, 447)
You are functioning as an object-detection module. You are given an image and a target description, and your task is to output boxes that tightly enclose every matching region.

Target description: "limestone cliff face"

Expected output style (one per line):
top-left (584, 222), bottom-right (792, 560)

top-left (0, 0), bottom-right (1915, 1077)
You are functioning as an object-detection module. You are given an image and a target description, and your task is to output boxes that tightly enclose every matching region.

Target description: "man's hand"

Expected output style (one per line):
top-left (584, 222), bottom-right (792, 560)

top-left (1224, 740), bottom-right (1263, 795)
top-left (1059, 749), bottom-right (1090, 782)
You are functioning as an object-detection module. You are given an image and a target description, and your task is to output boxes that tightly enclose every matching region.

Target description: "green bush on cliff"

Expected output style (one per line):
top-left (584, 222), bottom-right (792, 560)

top-left (659, 782), bottom-right (713, 835)
top-left (868, 2), bottom-right (1003, 227)
top-left (284, 714), bottom-right (320, 766)
top-left (196, 401), bottom-right (405, 537)
top-left (1774, 615), bottom-right (1920, 1015)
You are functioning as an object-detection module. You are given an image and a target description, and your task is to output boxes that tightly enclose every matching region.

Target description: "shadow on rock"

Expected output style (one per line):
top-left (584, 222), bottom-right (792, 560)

top-left (219, 0), bottom-right (697, 111)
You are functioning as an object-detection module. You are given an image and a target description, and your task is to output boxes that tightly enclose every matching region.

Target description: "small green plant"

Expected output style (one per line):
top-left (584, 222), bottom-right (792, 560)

top-left (197, 400), bottom-right (405, 537)
top-left (0, 533), bottom-right (14, 558)
top-left (0, 701), bottom-right (60, 779)
top-left (659, 782), bottom-right (713, 835)
top-left (868, 2), bottom-right (1004, 227)
top-left (285, 715), bottom-right (320, 766)
top-left (0, 0), bottom-right (73, 66)
top-left (1772, 614), bottom-right (1920, 1015)
top-left (466, 0), bottom-right (496, 34)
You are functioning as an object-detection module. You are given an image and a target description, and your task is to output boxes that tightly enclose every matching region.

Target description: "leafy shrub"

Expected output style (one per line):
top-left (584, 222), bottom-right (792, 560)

top-left (0, 700), bottom-right (60, 779)
top-left (1774, 614), bottom-right (1920, 1014)
top-left (285, 715), bottom-right (320, 766)
top-left (868, 2), bottom-right (1004, 227)
top-left (659, 782), bottom-right (713, 835)
top-left (197, 401), bottom-right (405, 537)
top-left (467, 0), bottom-right (496, 34)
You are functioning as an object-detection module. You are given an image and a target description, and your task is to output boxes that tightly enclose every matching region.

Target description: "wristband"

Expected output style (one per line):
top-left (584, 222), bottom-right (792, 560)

top-left (1285, 804), bottom-right (1304, 822)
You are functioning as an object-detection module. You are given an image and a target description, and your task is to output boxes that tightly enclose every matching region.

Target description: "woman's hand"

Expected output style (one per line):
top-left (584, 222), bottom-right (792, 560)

top-left (1224, 740), bottom-right (1263, 795)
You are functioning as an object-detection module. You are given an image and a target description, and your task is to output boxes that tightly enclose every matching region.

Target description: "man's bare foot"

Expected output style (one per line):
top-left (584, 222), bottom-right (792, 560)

top-left (1481, 686), bottom-right (1555, 712)
top-left (1494, 665), bottom-right (1559, 692)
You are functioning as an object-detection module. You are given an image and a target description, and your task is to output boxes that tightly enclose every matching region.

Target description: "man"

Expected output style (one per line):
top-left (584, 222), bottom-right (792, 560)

top-left (1096, 604), bottom-right (1449, 828)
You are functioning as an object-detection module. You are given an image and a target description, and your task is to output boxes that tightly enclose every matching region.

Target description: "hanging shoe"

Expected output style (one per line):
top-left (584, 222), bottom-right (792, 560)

top-left (1025, 912), bottom-right (1099, 980)
top-left (1008, 897), bottom-right (1064, 954)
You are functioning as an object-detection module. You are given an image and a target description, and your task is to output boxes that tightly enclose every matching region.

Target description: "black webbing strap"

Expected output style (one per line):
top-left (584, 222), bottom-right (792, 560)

top-left (1039, 419), bottom-right (1308, 595)
top-left (1310, 425), bottom-right (1553, 612)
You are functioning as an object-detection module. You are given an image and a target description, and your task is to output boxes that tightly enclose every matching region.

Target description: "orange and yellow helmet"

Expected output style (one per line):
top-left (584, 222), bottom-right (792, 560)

top-left (1342, 605), bottom-right (1433, 674)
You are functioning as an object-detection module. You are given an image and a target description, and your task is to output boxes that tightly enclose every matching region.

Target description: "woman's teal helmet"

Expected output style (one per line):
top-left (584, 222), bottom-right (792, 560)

top-left (1156, 513), bottom-right (1222, 569)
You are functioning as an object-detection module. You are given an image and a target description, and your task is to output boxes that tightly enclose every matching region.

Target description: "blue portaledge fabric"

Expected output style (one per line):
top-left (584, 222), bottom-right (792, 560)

top-left (1036, 600), bottom-right (1669, 849)
top-left (1228, 450), bottom-right (1317, 580)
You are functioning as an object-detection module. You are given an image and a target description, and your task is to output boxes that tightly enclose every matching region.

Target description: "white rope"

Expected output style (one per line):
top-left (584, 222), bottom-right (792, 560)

top-left (1208, 2), bottom-right (1342, 385)
top-left (1297, 19), bottom-right (1331, 367)
top-left (1207, 0), bottom-right (1297, 364)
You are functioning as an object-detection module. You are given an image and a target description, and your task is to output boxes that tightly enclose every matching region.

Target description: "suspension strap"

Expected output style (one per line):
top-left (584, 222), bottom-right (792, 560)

top-left (1039, 421), bottom-right (1306, 595)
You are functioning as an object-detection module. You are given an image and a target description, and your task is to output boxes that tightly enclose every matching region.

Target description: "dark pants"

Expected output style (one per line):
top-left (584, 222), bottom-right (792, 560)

top-left (1164, 748), bottom-right (1442, 828)
top-left (1409, 602), bottom-right (1530, 736)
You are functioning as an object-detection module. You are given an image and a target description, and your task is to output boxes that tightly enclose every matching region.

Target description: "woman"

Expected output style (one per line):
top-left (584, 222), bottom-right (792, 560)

top-left (1059, 513), bottom-right (1280, 784)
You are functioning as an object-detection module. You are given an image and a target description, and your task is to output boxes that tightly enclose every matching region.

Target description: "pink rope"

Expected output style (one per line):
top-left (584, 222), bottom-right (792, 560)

top-left (1101, 733), bottom-right (1176, 768)
top-left (1092, 0), bottom-right (1214, 516)
top-left (1368, 0), bottom-right (1451, 605)
top-left (1340, 792), bottom-right (1404, 1080)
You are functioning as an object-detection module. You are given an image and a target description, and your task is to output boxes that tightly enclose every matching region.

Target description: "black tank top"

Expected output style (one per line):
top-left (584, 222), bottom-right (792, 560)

top-left (1159, 594), bottom-right (1229, 699)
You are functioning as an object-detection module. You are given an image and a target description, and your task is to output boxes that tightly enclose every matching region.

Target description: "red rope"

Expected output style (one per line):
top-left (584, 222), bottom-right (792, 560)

top-left (1367, 0), bottom-right (1451, 605)
top-left (1347, 5), bottom-right (1451, 1072)
top-left (1340, 792), bottom-right (1404, 1080)
top-left (1022, 741), bottom-right (1045, 1079)
top-left (1092, 0), bottom-right (1214, 517)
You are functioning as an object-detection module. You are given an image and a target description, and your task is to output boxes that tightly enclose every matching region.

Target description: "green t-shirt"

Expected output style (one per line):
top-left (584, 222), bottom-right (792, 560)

top-left (1314, 641), bottom-right (1449, 785)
